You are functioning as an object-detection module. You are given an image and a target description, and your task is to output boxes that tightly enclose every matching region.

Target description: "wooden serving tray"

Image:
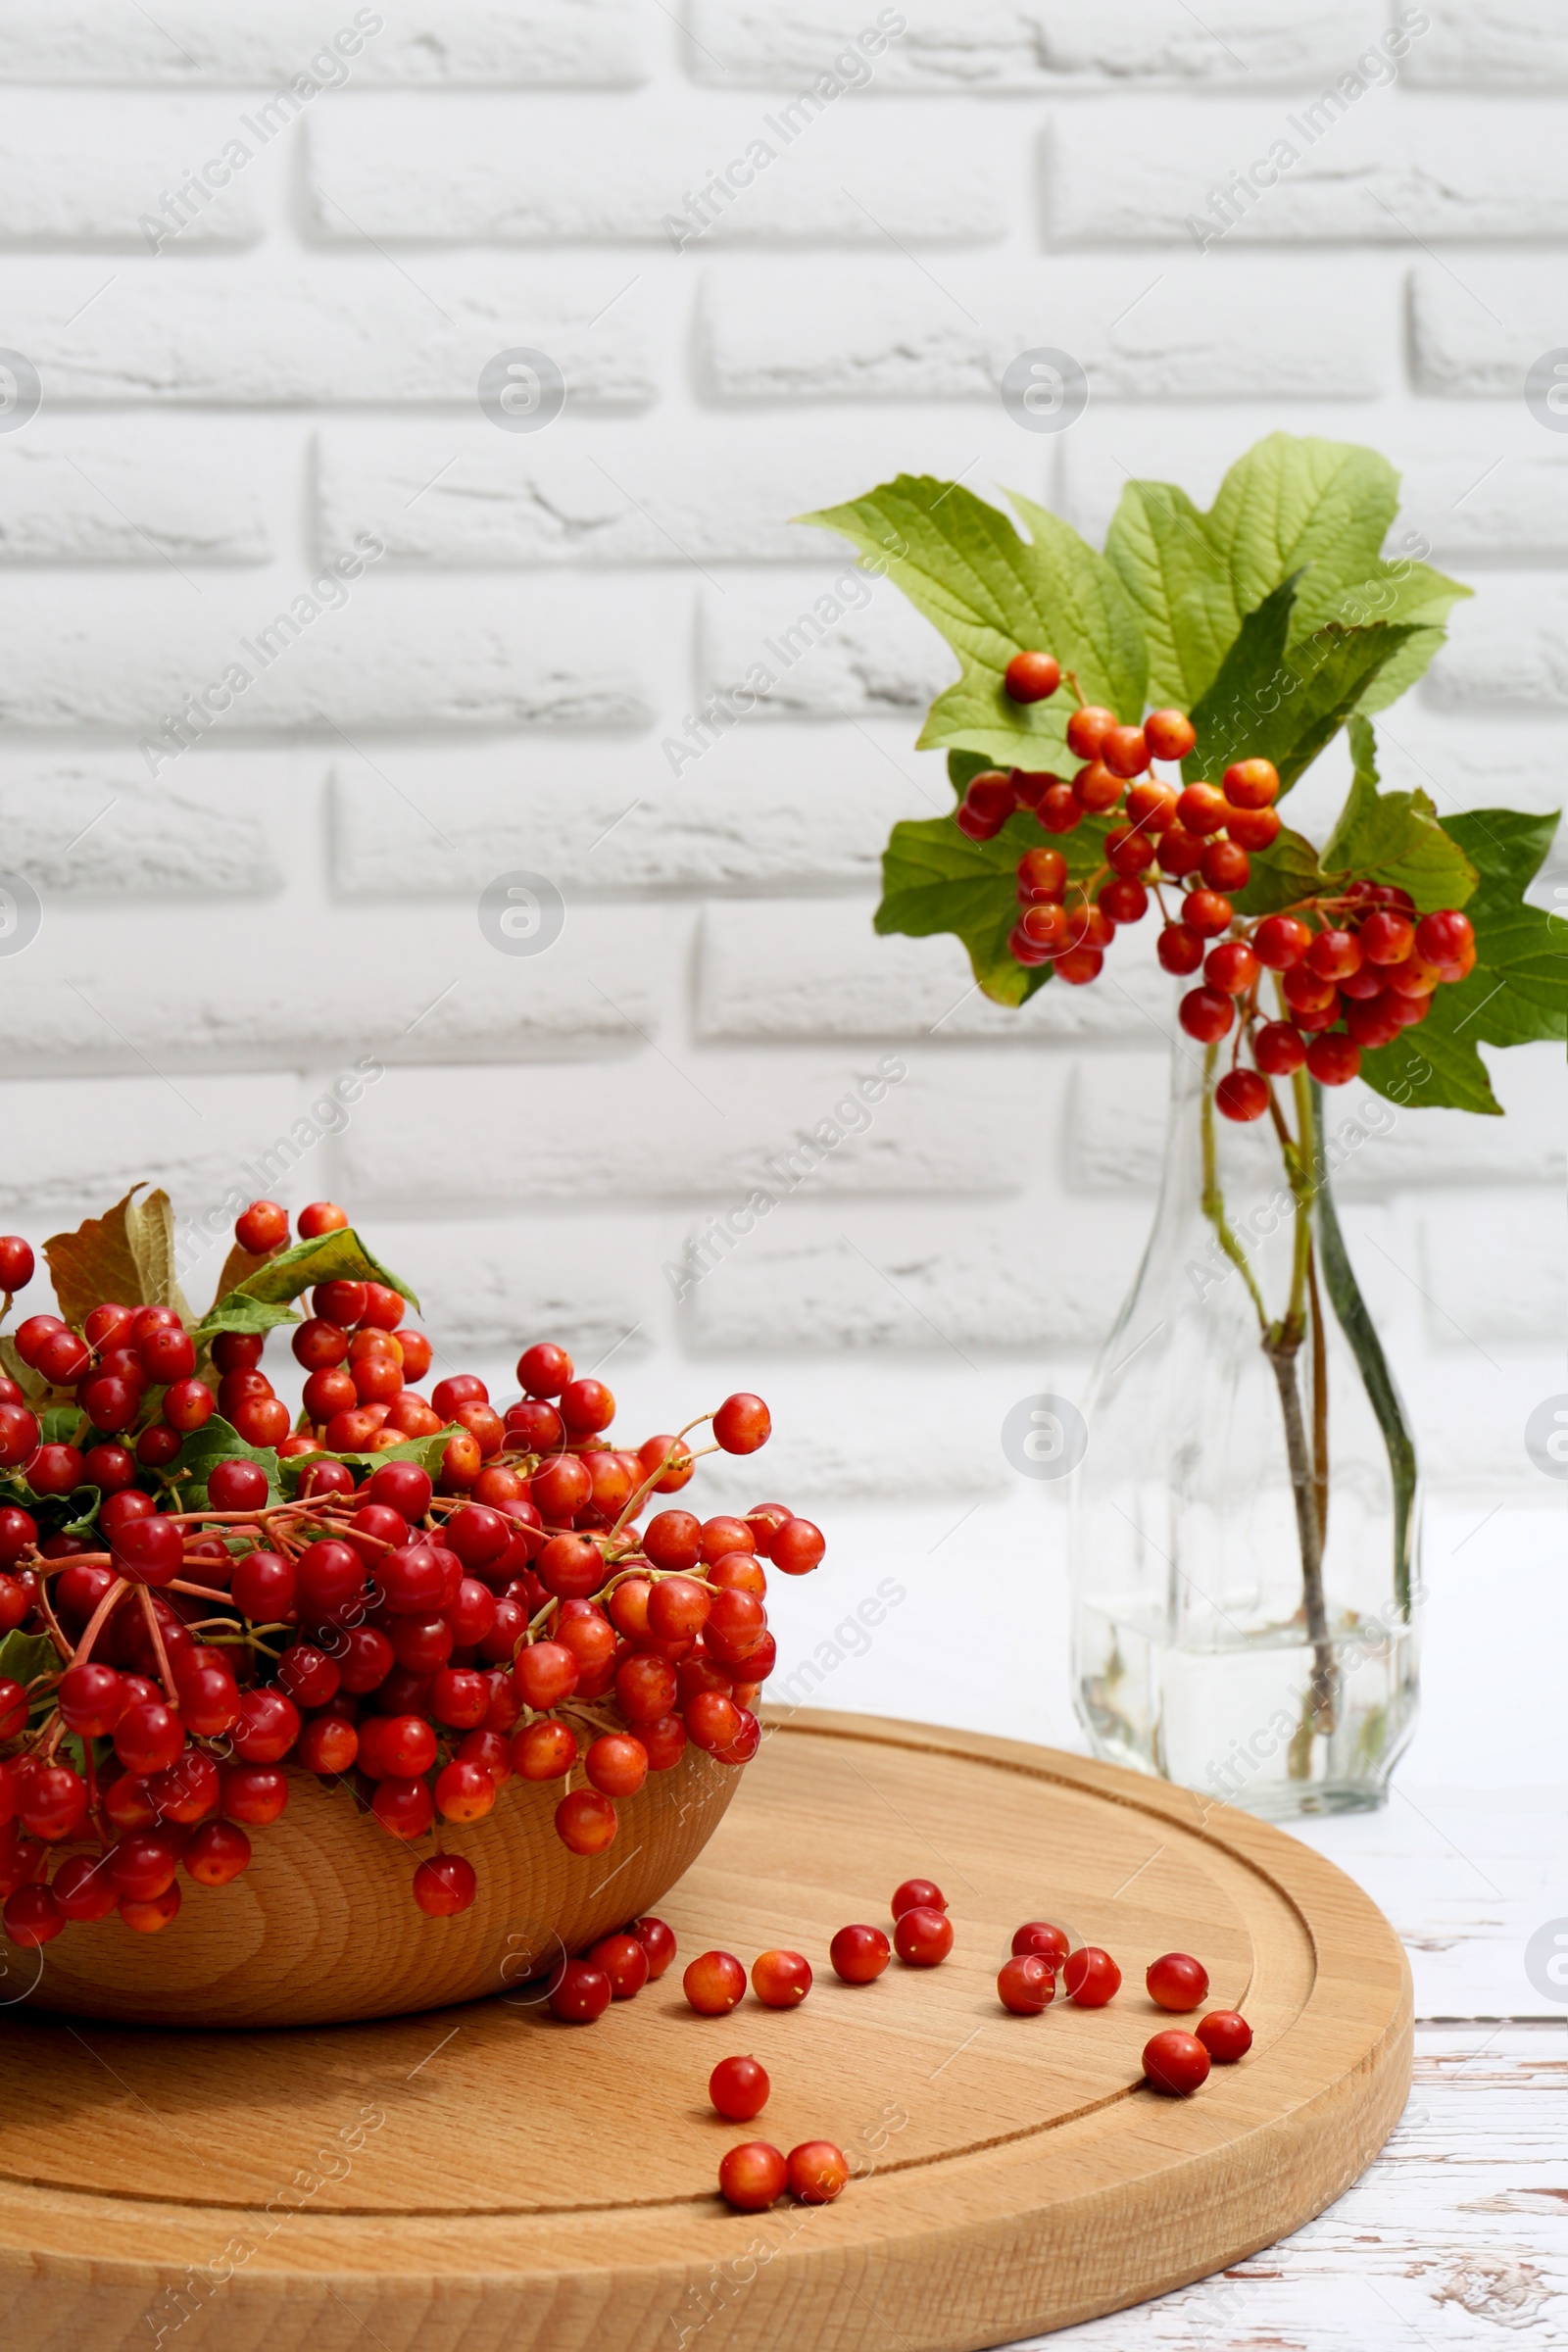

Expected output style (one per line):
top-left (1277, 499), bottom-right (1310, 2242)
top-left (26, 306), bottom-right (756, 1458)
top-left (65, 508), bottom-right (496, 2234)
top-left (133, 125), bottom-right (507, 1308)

top-left (0, 1712), bottom-right (1411, 2352)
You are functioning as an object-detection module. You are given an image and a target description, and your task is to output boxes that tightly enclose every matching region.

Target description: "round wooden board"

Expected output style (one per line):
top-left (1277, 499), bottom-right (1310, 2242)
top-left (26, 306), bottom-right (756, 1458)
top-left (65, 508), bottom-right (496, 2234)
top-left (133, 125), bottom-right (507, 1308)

top-left (0, 1711), bottom-right (1411, 2352)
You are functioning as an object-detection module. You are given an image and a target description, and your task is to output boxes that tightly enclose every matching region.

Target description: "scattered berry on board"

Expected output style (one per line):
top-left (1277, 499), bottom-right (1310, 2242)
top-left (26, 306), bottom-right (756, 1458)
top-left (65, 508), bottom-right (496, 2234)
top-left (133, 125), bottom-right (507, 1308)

top-left (1147, 1952), bottom-right (1210, 2013)
top-left (1062, 1945), bottom-right (1122, 2007)
top-left (1143, 2030), bottom-right (1212, 2097)
top-left (710, 2055), bottom-right (770, 2122)
top-left (752, 1948), bottom-right (812, 2009)
top-left (997, 1954), bottom-right (1055, 2014)
top-left (1196, 2010), bottom-right (1253, 2063)
top-left (829, 1923), bottom-right (891, 1984)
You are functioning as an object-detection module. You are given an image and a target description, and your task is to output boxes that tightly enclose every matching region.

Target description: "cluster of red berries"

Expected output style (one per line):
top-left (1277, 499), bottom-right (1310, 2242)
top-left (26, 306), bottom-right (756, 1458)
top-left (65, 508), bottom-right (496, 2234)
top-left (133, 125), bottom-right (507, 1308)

top-left (0, 1203), bottom-right (443, 1490)
top-left (995, 1923), bottom-right (1252, 2095)
top-left (957, 656), bottom-right (1477, 1109)
top-left (0, 1200), bottom-right (825, 1947)
top-left (1172, 887), bottom-right (1476, 1118)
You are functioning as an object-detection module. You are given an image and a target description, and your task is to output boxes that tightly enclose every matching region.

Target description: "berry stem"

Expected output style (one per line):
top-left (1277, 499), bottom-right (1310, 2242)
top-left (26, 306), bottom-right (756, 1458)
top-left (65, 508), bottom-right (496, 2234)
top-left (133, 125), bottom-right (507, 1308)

top-left (29, 1572), bottom-right (74, 1664)
top-left (136, 1582), bottom-right (179, 1704)
top-left (607, 1416), bottom-right (712, 1539)
top-left (68, 1574), bottom-right (131, 1671)
top-left (1202, 1045), bottom-right (1339, 1740)
top-left (1199, 1048), bottom-right (1268, 1332)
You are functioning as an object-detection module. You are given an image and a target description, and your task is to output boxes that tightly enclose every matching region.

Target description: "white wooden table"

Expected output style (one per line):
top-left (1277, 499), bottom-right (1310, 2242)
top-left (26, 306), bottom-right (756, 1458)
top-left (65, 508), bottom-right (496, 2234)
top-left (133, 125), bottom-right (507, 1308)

top-left (1008, 1499), bottom-right (1568, 2350)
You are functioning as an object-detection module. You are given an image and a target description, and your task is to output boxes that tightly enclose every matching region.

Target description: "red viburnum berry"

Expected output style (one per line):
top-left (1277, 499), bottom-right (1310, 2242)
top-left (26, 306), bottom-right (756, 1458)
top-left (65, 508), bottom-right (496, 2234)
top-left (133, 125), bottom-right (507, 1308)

top-left (1004, 651), bottom-right (1060, 703)
top-left (1221, 758), bottom-right (1279, 808)
top-left (1216, 1069), bottom-right (1270, 1123)
top-left (1178, 987), bottom-right (1234, 1044)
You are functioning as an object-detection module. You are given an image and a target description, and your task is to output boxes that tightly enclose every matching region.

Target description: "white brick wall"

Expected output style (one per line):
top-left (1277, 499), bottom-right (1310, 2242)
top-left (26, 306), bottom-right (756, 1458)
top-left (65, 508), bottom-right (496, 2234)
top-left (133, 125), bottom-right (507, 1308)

top-left (0, 3), bottom-right (1561, 1707)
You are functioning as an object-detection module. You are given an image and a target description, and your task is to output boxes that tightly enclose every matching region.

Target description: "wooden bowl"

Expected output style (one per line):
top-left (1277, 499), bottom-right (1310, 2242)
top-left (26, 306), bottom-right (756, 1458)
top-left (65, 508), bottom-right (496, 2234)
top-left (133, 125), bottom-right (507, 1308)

top-left (20, 1744), bottom-right (741, 2029)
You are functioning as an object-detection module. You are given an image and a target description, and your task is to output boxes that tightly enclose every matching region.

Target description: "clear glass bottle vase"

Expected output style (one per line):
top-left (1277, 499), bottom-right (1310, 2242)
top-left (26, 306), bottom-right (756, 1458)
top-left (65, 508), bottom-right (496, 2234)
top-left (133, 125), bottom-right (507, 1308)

top-left (1071, 1038), bottom-right (1421, 1818)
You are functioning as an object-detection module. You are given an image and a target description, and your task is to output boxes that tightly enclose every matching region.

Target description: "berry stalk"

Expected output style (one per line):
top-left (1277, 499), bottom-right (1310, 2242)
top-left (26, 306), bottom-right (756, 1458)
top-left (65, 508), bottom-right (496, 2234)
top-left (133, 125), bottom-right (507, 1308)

top-left (1200, 1045), bottom-right (1335, 1741)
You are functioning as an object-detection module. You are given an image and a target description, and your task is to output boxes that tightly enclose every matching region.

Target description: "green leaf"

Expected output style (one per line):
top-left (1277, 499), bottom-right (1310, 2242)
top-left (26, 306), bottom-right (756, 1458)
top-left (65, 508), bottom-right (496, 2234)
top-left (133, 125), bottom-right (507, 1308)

top-left (874, 805), bottom-right (1113, 1006)
top-left (1184, 578), bottom-right (1416, 792)
top-left (196, 1226), bottom-right (417, 1342)
top-left (947, 750), bottom-right (998, 802)
top-left (123, 1190), bottom-right (192, 1321)
top-left (1229, 826), bottom-right (1329, 918)
top-left (198, 1294), bottom-right (304, 1339)
top-left (278, 1425), bottom-right (461, 1494)
top-left (205, 1239), bottom-right (276, 1317)
top-left (1356, 1023), bottom-right (1505, 1117)
top-left (0, 1628), bottom-right (61, 1694)
top-left (0, 1467), bottom-right (101, 1532)
top-left (1320, 719), bottom-right (1480, 914)
top-left (799, 475), bottom-right (1147, 766)
top-left (56, 1487), bottom-right (104, 1541)
top-left (1104, 433), bottom-right (1469, 720)
top-left (39, 1405), bottom-right (82, 1446)
top-left (1442, 808), bottom-right (1568, 1040)
top-left (1315, 1135), bottom-right (1416, 1618)
top-left (1102, 479), bottom-right (1250, 714)
top-left (1356, 805), bottom-right (1567, 1114)
top-left (1320, 561), bottom-right (1471, 717)
top-left (168, 1415), bottom-right (284, 1511)
top-left (0, 1337), bottom-right (44, 1404)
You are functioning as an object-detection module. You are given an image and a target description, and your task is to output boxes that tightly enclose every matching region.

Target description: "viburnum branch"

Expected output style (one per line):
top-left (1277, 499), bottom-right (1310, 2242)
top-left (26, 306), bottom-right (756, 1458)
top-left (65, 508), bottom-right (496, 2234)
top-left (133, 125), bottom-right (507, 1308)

top-left (608, 1416), bottom-right (710, 1540)
top-left (136, 1583), bottom-right (179, 1704)
top-left (66, 1573), bottom-right (131, 1671)
top-left (29, 1573), bottom-right (74, 1664)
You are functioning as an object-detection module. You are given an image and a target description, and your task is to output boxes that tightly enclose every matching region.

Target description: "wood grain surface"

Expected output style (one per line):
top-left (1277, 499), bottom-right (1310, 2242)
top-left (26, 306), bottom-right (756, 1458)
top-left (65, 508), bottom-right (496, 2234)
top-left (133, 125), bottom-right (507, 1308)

top-left (19, 1735), bottom-right (741, 2028)
top-left (0, 1710), bottom-right (1412, 2352)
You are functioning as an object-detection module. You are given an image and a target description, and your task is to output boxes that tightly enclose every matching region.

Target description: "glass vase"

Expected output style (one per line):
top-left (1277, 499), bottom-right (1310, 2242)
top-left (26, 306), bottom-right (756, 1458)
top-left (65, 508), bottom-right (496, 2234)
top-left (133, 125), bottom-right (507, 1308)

top-left (1070, 1038), bottom-right (1421, 1818)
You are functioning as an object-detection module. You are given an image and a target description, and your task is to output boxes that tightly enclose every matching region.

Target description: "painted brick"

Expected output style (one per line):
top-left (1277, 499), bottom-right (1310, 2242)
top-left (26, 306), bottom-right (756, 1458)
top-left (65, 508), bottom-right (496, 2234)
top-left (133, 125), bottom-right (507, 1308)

top-left (1364, 711), bottom-right (1568, 831)
top-left (1403, 1357), bottom-right (1568, 1494)
top-left (0, 4), bottom-right (646, 86)
top-left (1049, 100), bottom-right (1568, 248)
top-left (1418, 1196), bottom-right (1567, 1348)
top-left (700, 256), bottom-right (1382, 401)
top-left (1410, 3), bottom-right (1568, 88)
top-left (710, 1411), bottom-right (1010, 1505)
top-left (1394, 447), bottom-right (1568, 564)
top-left (0, 260), bottom-right (655, 406)
top-left (1428, 581), bottom-right (1568, 709)
top-left (0, 762), bottom-right (279, 894)
top-left (0, 1073), bottom-right (335, 1223)
top-left (688, 2), bottom-right (1377, 92)
top-left (0, 429), bottom-right (270, 564)
top-left (308, 97), bottom-right (1004, 245)
top-left (1409, 262), bottom-right (1566, 396)
top-left (339, 1055), bottom-right (1027, 1209)
top-left (695, 1398), bottom-right (1010, 1504)
top-left (699, 571), bottom-right (953, 719)
top-left (696, 898), bottom-right (1174, 1042)
top-left (684, 1200), bottom-right (1149, 1350)
top-left (0, 95), bottom-right (258, 247)
top-left (0, 912), bottom-right (660, 1075)
top-left (315, 416), bottom-right (1027, 567)
top-left (1067, 1046), bottom-right (1568, 1196)
top-left (0, 575), bottom-right (655, 733)
top-left (329, 732), bottom-right (931, 895)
